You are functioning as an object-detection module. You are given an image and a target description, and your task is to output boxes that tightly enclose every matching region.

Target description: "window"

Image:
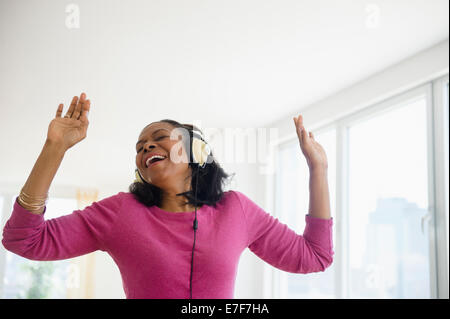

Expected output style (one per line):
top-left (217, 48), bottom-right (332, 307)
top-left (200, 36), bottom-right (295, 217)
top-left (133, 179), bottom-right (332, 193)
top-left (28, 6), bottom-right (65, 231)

top-left (2, 196), bottom-right (78, 298)
top-left (347, 96), bottom-right (430, 298)
top-left (275, 129), bottom-right (336, 298)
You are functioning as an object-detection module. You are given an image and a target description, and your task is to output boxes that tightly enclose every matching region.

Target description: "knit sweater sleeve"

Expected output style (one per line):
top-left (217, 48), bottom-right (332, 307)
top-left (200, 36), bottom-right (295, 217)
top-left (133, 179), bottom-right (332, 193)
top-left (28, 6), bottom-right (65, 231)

top-left (1, 192), bottom-right (122, 261)
top-left (232, 190), bottom-right (334, 274)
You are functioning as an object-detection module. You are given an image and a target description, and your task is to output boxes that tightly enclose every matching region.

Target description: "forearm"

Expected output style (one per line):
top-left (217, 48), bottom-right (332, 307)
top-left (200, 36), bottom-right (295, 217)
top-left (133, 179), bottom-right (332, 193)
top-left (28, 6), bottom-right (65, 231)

top-left (308, 167), bottom-right (331, 220)
top-left (20, 140), bottom-right (66, 214)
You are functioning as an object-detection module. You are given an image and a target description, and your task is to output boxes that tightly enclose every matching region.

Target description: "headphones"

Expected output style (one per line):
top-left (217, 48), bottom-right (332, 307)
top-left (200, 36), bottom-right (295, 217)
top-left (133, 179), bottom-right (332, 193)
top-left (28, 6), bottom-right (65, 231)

top-left (134, 125), bottom-right (211, 299)
top-left (134, 127), bottom-right (211, 184)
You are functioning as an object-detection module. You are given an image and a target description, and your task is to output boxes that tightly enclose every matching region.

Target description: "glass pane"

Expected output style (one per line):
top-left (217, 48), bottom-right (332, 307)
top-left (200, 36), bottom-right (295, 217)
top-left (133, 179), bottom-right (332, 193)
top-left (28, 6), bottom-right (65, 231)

top-left (2, 197), bottom-right (78, 299)
top-left (348, 96), bottom-right (430, 298)
top-left (275, 128), bottom-right (336, 298)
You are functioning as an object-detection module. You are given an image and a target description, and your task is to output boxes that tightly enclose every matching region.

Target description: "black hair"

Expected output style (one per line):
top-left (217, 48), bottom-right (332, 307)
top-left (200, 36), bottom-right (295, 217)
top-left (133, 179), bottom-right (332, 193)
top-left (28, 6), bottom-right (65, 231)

top-left (128, 119), bottom-right (235, 209)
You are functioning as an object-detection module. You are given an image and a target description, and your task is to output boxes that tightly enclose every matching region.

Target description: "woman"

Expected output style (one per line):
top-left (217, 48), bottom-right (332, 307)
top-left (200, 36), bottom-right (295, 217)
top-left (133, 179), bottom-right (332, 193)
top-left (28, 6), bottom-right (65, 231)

top-left (2, 92), bottom-right (334, 299)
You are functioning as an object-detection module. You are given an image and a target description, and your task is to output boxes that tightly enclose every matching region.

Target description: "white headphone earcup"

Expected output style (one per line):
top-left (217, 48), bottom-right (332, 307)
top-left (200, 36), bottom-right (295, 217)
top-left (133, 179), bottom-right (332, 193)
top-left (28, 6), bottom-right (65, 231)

top-left (192, 138), bottom-right (207, 166)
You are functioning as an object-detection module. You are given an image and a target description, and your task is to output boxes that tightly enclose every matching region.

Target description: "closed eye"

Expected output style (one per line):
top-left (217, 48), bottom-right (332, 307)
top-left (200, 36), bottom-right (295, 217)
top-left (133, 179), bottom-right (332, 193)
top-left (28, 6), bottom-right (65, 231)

top-left (136, 136), bottom-right (167, 153)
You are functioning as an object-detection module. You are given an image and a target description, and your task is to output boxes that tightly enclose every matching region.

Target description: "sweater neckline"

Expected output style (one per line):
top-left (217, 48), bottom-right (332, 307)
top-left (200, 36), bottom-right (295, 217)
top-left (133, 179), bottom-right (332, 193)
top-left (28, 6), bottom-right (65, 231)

top-left (150, 204), bottom-right (205, 219)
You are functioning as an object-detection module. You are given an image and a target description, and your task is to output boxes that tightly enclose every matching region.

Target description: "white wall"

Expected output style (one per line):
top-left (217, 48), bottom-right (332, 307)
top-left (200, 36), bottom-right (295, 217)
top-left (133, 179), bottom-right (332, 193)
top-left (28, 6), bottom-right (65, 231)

top-left (93, 251), bottom-right (126, 299)
top-left (220, 161), bottom-right (267, 299)
top-left (268, 39), bottom-right (449, 140)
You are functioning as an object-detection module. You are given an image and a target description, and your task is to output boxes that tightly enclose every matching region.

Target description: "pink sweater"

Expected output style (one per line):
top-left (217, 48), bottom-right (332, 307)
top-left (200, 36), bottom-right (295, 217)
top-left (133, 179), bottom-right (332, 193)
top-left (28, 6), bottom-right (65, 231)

top-left (2, 190), bottom-right (334, 299)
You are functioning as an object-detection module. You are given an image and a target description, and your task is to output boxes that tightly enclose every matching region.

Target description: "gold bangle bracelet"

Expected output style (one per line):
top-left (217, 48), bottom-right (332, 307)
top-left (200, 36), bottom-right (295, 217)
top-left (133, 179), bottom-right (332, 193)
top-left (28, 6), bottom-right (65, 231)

top-left (17, 196), bottom-right (46, 211)
top-left (20, 189), bottom-right (49, 200)
top-left (18, 189), bottom-right (48, 211)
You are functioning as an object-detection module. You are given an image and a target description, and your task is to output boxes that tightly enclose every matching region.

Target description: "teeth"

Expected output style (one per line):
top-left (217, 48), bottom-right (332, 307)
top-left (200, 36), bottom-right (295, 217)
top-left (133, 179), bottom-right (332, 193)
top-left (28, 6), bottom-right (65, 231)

top-left (146, 155), bottom-right (166, 167)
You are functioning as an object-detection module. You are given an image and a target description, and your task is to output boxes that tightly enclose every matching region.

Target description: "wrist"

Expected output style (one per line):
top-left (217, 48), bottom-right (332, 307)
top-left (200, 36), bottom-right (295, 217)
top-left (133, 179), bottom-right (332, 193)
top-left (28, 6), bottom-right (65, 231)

top-left (309, 164), bottom-right (328, 173)
top-left (44, 139), bottom-right (67, 155)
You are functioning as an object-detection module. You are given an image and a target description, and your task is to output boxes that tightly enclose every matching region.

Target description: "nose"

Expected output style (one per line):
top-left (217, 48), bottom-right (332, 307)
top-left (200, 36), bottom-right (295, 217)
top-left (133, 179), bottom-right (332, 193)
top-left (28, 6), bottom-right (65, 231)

top-left (143, 144), bottom-right (155, 152)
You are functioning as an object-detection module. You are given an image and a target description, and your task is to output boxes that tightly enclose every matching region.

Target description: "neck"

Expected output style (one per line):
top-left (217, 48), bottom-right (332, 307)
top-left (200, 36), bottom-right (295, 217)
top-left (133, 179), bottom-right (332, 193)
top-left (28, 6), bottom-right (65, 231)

top-left (159, 192), bottom-right (198, 213)
top-left (158, 173), bottom-right (198, 212)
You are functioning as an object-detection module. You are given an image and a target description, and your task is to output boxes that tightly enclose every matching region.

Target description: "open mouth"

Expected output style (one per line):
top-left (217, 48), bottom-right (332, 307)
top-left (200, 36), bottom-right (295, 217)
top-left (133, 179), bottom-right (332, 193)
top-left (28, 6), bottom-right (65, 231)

top-left (145, 155), bottom-right (167, 168)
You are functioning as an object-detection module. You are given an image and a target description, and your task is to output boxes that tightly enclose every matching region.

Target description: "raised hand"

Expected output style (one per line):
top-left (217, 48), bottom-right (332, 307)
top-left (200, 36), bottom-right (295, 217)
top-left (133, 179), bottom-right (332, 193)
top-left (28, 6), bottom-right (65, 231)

top-left (293, 114), bottom-right (328, 170)
top-left (46, 92), bottom-right (90, 151)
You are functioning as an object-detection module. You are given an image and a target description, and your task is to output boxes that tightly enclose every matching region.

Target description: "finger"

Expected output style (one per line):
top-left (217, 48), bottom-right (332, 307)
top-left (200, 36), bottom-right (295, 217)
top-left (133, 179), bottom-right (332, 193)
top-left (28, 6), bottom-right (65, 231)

top-left (297, 115), bottom-right (305, 132)
top-left (56, 104), bottom-right (63, 118)
top-left (298, 115), bottom-right (310, 141)
top-left (73, 92), bottom-right (85, 120)
top-left (80, 99), bottom-right (90, 124)
top-left (302, 126), bottom-right (308, 142)
top-left (309, 131), bottom-right (314, 140)
top-left (294, 117), bottom-right (302, 142)
top-left (65, 96), bottom-right (78, 118)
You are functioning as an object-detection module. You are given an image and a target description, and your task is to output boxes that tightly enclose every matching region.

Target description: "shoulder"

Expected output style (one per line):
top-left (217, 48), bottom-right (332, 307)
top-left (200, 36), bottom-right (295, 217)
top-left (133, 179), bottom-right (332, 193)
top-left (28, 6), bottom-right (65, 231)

top-left (114, 191), bottom-right (156, 210)
top-left (115, 191), bottom-right (133, 201)
top-left (219, 189), bottom-right (238, 202)
top-left (223, 190), bottom-right (266, 217)
top-left (82, 191), bottom-right (125, 214)
top-left (79, 191), bottom-right (134, 217)
top-left (224, 190), bottom-right (250, 203)
top-left (110, 191), bottom-right (142, 208)
top-left (96, 191), bottom-right (126, 205)
top-left (217, 190), bottom-right (251, 209)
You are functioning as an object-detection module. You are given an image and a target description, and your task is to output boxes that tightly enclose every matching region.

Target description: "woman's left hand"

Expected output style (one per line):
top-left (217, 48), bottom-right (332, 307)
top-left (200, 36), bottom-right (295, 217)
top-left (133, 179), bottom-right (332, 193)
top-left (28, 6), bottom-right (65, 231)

top-left (293, 114), bottom-right (328, 170)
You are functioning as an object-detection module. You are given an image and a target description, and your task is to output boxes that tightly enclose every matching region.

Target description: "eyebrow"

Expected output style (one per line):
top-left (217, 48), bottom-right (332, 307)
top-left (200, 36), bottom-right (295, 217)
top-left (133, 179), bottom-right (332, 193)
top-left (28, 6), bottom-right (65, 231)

top-left (136, 128), bottom-right (170, 147)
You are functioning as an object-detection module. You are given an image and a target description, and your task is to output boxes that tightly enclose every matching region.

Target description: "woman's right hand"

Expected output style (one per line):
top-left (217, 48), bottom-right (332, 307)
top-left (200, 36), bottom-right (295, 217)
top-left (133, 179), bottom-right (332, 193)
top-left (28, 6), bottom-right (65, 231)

top-left (46, 92), bottom-right (91, 151)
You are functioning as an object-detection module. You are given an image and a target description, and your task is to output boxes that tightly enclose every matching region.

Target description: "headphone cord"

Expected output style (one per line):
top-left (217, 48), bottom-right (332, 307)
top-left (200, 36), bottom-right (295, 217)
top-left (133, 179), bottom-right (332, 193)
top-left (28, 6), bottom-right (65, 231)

top-left (189, 164), bottom-right (199, 299)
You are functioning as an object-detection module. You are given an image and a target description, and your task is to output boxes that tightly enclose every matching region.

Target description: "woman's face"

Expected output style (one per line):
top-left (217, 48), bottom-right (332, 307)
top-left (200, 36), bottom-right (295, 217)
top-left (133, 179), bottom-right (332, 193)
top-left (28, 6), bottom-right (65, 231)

top-left (135, 122), bottom-right (191, 188)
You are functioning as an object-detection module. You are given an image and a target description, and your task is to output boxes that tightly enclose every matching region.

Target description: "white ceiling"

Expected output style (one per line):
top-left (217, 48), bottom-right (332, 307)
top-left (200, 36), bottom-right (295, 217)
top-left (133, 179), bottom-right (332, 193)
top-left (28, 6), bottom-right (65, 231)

top-left (1, 0), bottom-right (448, 127)
top-left (0, 0), bottom-right (448, 188)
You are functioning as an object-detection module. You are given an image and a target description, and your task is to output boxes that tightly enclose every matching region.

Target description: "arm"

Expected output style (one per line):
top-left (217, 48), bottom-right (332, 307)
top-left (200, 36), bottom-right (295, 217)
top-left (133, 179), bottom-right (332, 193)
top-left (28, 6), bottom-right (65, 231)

top-left (2, 193), bottom-right (121, 260)
top-left (19, 140), bottom-right (66, 215)
top-left (1, 93), bottom-right (113, 261)
top-left (293, 114), bottom-right (331, 218)
top-left (308, 167), bottom-right (331, 220)
top-left (234, 191), bottom-right (333, 274)
top-left (17, 92), bottom-right (90, 214)
top-left (236, 115), bottom-right (333, 273)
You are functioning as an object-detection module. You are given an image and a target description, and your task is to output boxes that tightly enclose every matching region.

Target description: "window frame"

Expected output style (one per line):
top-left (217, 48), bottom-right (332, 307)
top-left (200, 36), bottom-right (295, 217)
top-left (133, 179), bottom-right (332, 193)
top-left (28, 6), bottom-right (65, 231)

top-left (431, 74), bottom-right (449, 299)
